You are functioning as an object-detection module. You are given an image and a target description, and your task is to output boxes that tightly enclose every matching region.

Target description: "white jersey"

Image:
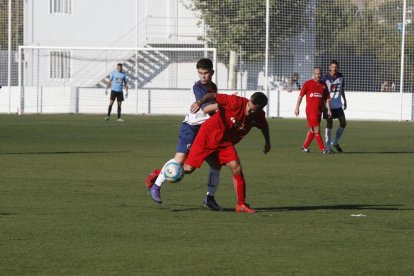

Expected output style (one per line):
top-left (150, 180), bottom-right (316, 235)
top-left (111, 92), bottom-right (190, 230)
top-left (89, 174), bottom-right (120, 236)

top-left (324, 73), bottom-right (345, 109)
top-left (183, 111), bottom-right (210, 126)
top-left (182, 81), bottom-right (216, 125)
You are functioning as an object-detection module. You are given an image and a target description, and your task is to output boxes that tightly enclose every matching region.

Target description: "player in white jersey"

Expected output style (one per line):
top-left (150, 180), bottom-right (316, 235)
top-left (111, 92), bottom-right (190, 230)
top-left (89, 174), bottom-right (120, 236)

top-left (322, 60), bottom-right (347, 152)
top-left (145, 58), bottom-right (224, 211)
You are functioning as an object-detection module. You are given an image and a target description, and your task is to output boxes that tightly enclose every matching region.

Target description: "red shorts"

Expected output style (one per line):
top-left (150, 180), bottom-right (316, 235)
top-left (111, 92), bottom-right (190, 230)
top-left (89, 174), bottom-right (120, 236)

top-left (306, 112), bottom-right (322, 127)
top-left (186, 143), bottom-right (239, 168)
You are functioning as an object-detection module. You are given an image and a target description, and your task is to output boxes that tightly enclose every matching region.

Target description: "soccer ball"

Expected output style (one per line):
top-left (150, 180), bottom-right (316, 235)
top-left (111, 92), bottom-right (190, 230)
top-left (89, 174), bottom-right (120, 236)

top-left (163, 161), bottom-right (184, 183)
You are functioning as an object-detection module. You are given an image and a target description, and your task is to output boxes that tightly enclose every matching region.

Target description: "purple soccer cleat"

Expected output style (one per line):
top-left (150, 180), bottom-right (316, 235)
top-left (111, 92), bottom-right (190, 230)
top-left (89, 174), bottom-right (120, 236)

top-left (149, 185), bottom-right (162, 204)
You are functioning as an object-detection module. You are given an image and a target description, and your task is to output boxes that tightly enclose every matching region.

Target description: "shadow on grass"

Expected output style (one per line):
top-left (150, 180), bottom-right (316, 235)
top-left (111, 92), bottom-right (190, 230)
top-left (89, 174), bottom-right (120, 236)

top-left (170, 206), bottom-right (235, 212)
top-left (0, 212), bottom-right (16, 216)
top-left (0, 151), bottom-right (128, 155)
top-left (255, 204), bottom-right (413, 212)
top-left (170, 204), bottom-right (413, 213)
top-left (344, 151), bottom-right (414, 154)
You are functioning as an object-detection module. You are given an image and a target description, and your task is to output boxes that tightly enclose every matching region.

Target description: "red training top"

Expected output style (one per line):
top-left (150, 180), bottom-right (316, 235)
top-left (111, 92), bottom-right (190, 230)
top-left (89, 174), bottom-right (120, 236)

top-left (199, 94), bottom-right (268, 148)
top-left (300, 79), bottom-right (330, 114)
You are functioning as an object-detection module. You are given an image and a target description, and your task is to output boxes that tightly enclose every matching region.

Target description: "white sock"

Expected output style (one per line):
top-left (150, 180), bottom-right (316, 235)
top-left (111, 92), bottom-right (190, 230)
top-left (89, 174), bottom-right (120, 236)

top-left (206, 168), bottom-right (220, 196)
top-left (333, 127), bottom-right (345, 146)
top-left (155, 159), bottom-right (176, 187)
top-left (325, 128), bottom-right (332, 147)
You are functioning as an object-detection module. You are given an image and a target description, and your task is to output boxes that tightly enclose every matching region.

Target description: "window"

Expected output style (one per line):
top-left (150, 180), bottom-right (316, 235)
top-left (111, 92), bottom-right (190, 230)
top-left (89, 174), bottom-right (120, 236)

top-left (50, 51), bottom-right (71, 80)
top-left (49, 0), bottom-right (72, 15)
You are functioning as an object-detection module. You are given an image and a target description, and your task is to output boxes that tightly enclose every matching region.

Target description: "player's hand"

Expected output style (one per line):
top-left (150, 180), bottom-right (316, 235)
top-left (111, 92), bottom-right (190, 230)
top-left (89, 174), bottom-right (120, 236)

top-left (190, 102), bottom-right (201, 113)
top-left (344, 101), bottom-right (347, 110)
top-left (294, 108), bottom-right (299, 116)
top-left (328, 110), bottom-right (332, 118)
top-left (263, 142), bottom-right (271, 154)
top-left (125, 92), bottom-right (128, 99)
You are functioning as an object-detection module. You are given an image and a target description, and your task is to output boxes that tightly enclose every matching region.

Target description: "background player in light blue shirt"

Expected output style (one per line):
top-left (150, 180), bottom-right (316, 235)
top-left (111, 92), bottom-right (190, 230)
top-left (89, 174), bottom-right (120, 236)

top-left (105, 63), bottom-right (128, 121)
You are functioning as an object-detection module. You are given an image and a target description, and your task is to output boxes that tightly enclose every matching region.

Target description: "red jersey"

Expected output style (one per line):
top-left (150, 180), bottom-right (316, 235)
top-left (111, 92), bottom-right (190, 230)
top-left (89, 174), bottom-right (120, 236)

top-left (200, 94), bottom-right (268, 147)
top-left (300, 79), bottom-right (330, 114)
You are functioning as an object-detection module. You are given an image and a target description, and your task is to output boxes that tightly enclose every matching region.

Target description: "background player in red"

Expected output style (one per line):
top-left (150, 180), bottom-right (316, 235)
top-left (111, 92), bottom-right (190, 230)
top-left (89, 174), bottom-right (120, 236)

top-left (181, 92), bottom-right (271, 213)
top-left (294, 67), bottom-right (332, 154)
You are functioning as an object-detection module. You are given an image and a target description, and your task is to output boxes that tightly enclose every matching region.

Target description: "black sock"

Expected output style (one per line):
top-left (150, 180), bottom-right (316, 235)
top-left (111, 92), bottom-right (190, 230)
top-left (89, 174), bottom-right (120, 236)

top-left (107, 105), bottom-right (112, 116)
top-left (117, 106), bottom-right (121, 119)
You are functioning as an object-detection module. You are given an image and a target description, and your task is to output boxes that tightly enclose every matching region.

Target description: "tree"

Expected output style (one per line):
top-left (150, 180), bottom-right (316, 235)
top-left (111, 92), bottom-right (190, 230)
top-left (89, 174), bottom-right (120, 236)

top-left (315, 0), bottom-right (414, 91)
top-left (0, 0), bottom-right (23, 51)
top-left (184, 0), bottom-right (308, 89)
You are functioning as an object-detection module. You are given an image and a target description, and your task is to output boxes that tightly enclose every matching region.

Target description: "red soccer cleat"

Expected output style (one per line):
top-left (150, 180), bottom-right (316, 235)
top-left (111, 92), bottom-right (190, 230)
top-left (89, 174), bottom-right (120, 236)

top-left (145, 169), bottom-right (161, 188)
top-left (235, 203), bottom-right (256, 213)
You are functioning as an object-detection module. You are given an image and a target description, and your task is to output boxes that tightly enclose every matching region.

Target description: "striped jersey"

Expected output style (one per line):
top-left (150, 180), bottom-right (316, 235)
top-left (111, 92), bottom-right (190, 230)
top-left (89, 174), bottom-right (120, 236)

top-left (322, 72), bottom-right (345, 109)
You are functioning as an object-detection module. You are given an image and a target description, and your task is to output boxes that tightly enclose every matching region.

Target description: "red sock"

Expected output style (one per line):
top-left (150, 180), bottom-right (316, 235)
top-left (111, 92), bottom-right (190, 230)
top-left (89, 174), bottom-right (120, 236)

top-left (233, 174), bottom-right (246, 205)
top-left (303, 131), bottom-right (314, 148)
top-left (314, 132), bottom-right (325, 151)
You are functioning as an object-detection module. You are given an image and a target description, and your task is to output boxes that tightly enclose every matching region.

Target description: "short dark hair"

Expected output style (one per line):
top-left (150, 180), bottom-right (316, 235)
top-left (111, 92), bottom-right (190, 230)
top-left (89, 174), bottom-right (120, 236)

top-left (196, 58), bottom-right (213, 70)
top-left (330, 60), bottom-right (339, 66)
top-left (251, 92), bottom-right (268, 108)
top-left (117, 63), bottom-right (123, 67)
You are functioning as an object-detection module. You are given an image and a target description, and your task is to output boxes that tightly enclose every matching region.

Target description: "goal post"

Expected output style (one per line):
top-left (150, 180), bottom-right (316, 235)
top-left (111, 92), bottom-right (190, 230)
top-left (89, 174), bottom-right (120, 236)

top-left (17, 46), bottom-right (217, 115)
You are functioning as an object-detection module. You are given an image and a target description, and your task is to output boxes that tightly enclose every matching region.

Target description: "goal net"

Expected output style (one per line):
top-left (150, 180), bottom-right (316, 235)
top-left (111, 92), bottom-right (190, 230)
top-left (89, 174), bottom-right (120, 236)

top-left (17, 46), bottom-right (216, 114)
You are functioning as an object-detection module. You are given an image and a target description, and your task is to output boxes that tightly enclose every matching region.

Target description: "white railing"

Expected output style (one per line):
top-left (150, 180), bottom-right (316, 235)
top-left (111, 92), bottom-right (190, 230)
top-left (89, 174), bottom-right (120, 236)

top-left (2, 86), bottom-right (413, 121)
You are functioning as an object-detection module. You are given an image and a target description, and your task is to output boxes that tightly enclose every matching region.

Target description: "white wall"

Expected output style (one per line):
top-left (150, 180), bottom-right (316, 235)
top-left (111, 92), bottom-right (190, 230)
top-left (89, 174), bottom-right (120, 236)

top-left (25, 0), bottom-right (203, 47)
top-left (1, 87), bottom-right (413, 121)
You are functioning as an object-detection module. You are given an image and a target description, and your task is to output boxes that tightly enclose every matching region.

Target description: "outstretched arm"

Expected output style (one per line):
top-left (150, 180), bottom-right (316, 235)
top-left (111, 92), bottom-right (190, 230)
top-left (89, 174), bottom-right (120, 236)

top-left (191, 93), bottom-right (217, 113)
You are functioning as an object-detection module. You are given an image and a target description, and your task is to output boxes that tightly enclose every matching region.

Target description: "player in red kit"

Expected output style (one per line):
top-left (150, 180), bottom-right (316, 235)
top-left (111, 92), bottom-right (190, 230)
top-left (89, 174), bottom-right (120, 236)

top-left (187, 92), bottom-right (270, 213)
top-left (295, 67), bottom-right (332, 154)
top-left (150, 92), bottom-right (271, 213)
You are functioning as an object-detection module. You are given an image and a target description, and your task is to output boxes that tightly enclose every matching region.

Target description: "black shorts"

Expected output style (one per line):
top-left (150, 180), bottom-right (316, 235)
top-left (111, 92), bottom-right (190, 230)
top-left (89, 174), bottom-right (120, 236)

top-left (323, 107), bottom-right (345, 119)
top-left (110, 91), bottom-right (124, 102)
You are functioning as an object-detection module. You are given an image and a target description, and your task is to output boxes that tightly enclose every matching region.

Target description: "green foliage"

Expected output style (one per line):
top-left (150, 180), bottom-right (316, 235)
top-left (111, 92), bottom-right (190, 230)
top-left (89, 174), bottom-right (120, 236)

top-left (0, 0), bottom-right (23, 51)
top-left (316, 0), bottom-right (414, 89)
top-left (186, 0), bottom-right (308, 63)
top-left (0, 115), bottom-right (414, 275)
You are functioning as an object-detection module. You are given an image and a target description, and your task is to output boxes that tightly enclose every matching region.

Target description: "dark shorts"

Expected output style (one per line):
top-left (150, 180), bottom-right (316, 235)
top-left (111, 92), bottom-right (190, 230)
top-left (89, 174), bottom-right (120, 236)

top-left (110, 90), bottom-right (124, 102)
top-left (176, 123), bottom-right (200, 155)
top-left (323, 107), bottom-right (345, 119)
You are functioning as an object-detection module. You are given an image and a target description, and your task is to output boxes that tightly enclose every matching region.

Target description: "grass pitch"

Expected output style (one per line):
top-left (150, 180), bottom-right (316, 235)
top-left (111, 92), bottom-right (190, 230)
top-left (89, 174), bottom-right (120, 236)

top-left (0, 115), bottom-right (413, 275)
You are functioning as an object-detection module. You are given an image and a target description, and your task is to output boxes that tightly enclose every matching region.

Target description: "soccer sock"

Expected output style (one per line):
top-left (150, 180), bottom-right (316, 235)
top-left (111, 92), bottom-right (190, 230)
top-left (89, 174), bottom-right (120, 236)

top-left (303, 131), bottom-right (314, 148)
top-left (232, 174), bottom-right (246, 205)
top-left (325, 128), bottom-right (332, 147)
top-left (315, 132), bottom-right (325, 151)
top-left (107, 105), bottom-right (112, 116)
top-left (333, 127), bottom-right (345, 145)
top-left (155, 159), bottom-right (176, 187)
top-left (206, 168), bottom-right (220, 196)
top-left (117, 106), bottom-right (121, 119)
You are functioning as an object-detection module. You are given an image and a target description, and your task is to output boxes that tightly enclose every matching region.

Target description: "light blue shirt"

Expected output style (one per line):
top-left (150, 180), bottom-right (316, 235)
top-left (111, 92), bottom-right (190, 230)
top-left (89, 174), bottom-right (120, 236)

top-left (110, 70), bottom-right (127, 92)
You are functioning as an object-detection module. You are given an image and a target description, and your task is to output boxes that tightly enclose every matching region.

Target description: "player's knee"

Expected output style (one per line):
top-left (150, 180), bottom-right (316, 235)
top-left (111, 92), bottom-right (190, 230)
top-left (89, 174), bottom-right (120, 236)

top-left (340, 121), bottom-right (347, 128)
top-left (227, 161), bottom-right (242, 175)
